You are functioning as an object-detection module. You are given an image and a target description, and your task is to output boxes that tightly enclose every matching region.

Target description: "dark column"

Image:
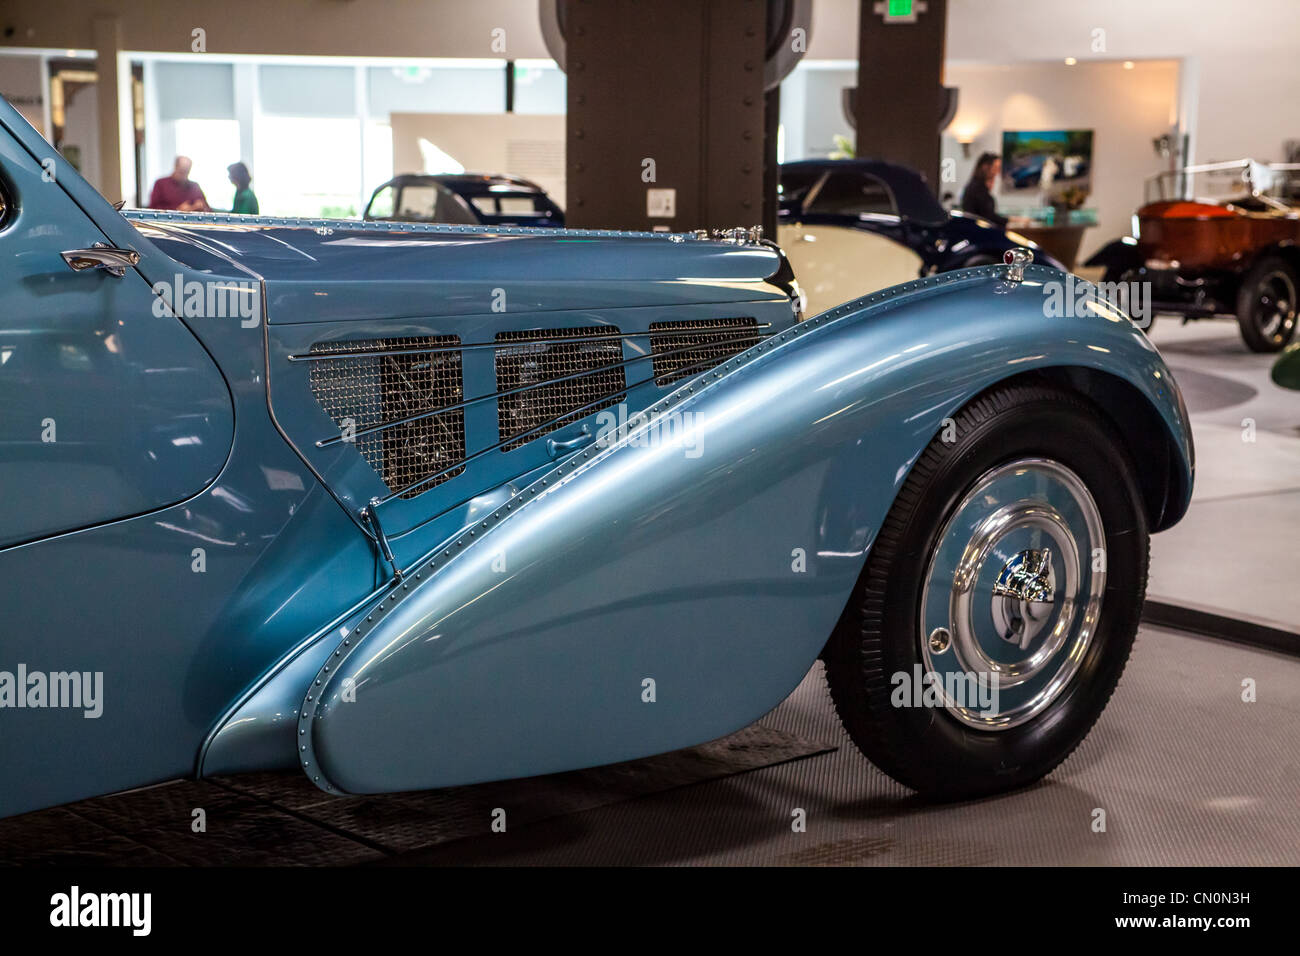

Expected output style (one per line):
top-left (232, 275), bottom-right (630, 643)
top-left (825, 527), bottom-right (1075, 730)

top-left (564, 0), bottom-right (767, 232)
top-left (854, 0), bottom-right (947, 191)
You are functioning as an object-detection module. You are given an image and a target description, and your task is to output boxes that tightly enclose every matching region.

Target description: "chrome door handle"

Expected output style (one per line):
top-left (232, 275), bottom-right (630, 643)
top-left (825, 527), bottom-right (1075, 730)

top-left (546, 424), bottom-right (592, 459)
top-left (61, 242), bottom-right (140, 277)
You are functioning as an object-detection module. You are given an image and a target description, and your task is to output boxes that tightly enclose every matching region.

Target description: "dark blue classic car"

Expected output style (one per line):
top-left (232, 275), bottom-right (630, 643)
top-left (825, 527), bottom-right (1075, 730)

top-left (779, 158), bottom-right (1063, 314)
top-left (363, 172), bottom-right (565, 227)
top-left (0, 95), bottom-right (1192, 818)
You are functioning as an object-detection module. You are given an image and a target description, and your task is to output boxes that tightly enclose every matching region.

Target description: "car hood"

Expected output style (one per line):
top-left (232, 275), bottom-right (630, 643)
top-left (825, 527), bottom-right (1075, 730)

top-left (123, 212), bottom-right (780, 282)
top-left (125, 212), bottom-right (791, 321)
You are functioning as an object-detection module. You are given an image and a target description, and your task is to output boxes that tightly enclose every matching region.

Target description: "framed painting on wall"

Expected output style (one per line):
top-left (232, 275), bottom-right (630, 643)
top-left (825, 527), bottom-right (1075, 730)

top-left (1001, 129), bottom-right (1094, 204)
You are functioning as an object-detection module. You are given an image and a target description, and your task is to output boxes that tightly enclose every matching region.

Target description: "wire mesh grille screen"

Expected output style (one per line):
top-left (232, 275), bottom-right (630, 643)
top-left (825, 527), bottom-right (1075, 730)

top-left (308, 336), bottom-right (465, 499)
top-left (649, 317), bottom-right (759, 385)
top-left (495, 327), bottom-right (626, 451)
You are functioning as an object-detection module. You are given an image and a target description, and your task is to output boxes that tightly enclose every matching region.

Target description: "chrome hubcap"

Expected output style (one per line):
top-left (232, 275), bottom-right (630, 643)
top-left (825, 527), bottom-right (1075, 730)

top-left (919, 459), bottom-right (1106, 730)
top-left (991, 547), bottom-right (1056, 650)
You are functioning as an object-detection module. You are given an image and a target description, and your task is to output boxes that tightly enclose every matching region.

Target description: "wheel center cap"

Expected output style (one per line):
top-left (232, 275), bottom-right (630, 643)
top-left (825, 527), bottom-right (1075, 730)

top-left (991, 547), bottom-right (1056, 651)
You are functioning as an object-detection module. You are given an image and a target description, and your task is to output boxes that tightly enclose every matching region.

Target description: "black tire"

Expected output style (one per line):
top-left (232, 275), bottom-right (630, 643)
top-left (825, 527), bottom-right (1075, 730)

top-left (1236, 255), bottom-right (1298, 352)
top-left (824, 382), bottom-right (1149, 800)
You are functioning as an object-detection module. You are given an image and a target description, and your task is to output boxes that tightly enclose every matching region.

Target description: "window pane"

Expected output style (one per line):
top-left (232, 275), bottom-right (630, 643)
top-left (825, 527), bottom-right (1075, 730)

top-left (513, 62), bottom-right (566, 114)
top-left (808, 171), bottom-right (897, 216)
top-left (368, 185), bottom-right (395, 219)
top-left (396, 184), bottom-right (476, 224)
top-left (260, 65), bottom-right (356, 117)
top-left (172, 118), bottom-right (240, 212)
top-left (254, 116), bottom-right (361, 217)
top-left (367, 64), bottom-right (506, 119)
top-left (498, 195), bottom-right (542, 215)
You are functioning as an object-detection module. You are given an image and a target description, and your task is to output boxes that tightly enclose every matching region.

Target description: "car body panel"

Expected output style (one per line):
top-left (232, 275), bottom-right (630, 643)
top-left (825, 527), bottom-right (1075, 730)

top-left (211, 265), bottom-right (1194, 796)
top-left (778, 220), bottom-right (924, 311)
top-left (0, 95), bottom-right (1192, 818)
top-left (0, 106), bottom-right (233, 548)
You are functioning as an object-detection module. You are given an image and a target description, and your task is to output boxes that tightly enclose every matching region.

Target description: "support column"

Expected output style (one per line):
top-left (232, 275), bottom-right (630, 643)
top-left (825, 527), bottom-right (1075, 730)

top-left (564, 0), bottom-right (767, 232)
top-left (92, 14), bottom-right (123, 203)
top-left (854, 0), bottom-right (947, 191)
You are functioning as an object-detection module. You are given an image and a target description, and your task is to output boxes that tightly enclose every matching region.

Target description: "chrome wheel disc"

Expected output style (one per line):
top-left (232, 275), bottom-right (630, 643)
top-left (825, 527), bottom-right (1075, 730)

top-left (919, 458), bottom-right (1106, 730)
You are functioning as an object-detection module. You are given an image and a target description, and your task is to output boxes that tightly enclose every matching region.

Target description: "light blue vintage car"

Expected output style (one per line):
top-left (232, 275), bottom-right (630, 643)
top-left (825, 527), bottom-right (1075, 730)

top-left (0, 96), bottom-right (1193, 819)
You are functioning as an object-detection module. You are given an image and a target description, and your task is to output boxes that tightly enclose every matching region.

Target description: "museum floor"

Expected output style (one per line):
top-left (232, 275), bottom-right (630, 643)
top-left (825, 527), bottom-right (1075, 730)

top-left (3, 314), bottom-right (1295, 867)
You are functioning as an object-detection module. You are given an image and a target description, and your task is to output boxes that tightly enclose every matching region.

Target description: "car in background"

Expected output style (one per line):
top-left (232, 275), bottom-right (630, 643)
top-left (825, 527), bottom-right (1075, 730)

top-left (779, 158), bottom-right (1064, 315)
top-left (1086, 159), bottom-right (1300, 352)
top-left (1008, 155), bottom-right (1046, 189)
top-left (364, 173), bottom-right (565, 227)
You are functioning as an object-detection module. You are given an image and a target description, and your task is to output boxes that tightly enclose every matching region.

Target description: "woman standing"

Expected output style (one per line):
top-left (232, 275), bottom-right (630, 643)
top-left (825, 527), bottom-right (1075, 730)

top-left (959, 152), bottom-right (1006, 229)
top-left (227, 162), bottom-right (259, 215)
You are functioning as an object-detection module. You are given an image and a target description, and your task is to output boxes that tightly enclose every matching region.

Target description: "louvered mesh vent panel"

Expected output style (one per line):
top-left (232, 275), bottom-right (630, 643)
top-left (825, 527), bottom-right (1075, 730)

top-left (649, 317), bottom-right (760, 385)
top-left (309, 336), bottom-right (464, 499)
top-left (495, 327), bottom-right (625, 451)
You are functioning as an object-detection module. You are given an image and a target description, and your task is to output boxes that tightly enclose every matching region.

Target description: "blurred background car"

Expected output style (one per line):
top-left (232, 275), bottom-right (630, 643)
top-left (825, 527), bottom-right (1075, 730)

top-left (1085, 160), bottom-right (1300, 351)
top-left (778, 158), bottom-right (1063, 314)
top-left (364, 173), bottom-right (565, 227)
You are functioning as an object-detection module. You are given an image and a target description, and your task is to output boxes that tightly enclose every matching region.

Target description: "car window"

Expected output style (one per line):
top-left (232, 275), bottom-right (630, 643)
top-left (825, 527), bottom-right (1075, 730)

top-left (807, 171), bottom-right (898, 217)
top-left (467, 196), bottom-right (496, 216)
top-left (396, 185), bottom-right (443, 220)
top-left (498, 195), bottom-right (543, 216)
top-left (779, 167), bottom-right (824, 207)
top-left (396, 183), bottom-right (478, 225)
top-left (368, 185), bottom-right (395, 219)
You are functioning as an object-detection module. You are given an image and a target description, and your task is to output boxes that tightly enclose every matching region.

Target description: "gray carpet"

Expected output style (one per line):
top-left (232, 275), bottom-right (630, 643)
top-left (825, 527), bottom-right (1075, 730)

top-left (0, 723), bottom-right (836, 865)
top-left (384, 626), bottom-right (1300, 866)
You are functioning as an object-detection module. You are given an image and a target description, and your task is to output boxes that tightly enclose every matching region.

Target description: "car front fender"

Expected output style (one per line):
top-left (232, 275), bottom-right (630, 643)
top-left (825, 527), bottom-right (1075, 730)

top-left (217, 265), bottom-right (1193, 795)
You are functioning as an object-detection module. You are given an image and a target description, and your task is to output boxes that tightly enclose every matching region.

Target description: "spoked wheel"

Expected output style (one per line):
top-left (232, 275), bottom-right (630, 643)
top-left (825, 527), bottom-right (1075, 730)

top-left (1236, 256), bottom-right (1298, 352)
top-left (824, 382), bottom-right (1148, 800)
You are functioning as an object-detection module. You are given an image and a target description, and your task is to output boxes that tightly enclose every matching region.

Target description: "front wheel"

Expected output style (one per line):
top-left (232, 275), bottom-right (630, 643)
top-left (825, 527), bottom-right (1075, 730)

top-left (1236, 256), bottom-right (1298, 352)
top-left (824, 382), bottom-right (1148, 800)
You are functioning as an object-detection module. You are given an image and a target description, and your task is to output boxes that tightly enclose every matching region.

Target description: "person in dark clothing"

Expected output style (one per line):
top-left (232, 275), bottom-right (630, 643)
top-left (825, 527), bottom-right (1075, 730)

top-left (959, 152), bottom-right (1007, 229)
top-left (227, 162), bottom-right (259, 215)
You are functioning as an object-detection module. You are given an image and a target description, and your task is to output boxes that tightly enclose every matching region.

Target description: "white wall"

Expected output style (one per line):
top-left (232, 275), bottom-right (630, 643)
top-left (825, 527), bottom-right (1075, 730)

top-left (943, 59), bottom-right (1179, 258)
top-left (944, 0), bottom-right (1300, 167)
top-left (807, 0), bottom-right (1300, 166)
top-left (0, 0), bottom-right (548, 59)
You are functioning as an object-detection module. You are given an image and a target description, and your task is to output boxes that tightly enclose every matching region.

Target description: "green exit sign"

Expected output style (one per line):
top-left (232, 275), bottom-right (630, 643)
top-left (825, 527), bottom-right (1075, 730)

top-left (875, 0), bottom-right (926, 23)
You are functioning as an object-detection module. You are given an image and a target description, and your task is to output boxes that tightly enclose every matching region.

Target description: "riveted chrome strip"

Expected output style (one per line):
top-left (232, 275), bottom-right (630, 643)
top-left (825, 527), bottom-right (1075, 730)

top-left (290, 325), bottom-right (772, 363)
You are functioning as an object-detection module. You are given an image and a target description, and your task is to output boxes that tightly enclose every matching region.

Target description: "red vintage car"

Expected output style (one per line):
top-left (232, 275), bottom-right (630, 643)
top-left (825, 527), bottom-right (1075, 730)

top-left (1087, 160), bottom-right (1300, 352)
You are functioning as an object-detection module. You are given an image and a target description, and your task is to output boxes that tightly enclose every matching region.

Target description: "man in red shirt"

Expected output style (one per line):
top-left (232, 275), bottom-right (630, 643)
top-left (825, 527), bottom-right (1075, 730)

top-left (148, 156), bottom-right (210, 211)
